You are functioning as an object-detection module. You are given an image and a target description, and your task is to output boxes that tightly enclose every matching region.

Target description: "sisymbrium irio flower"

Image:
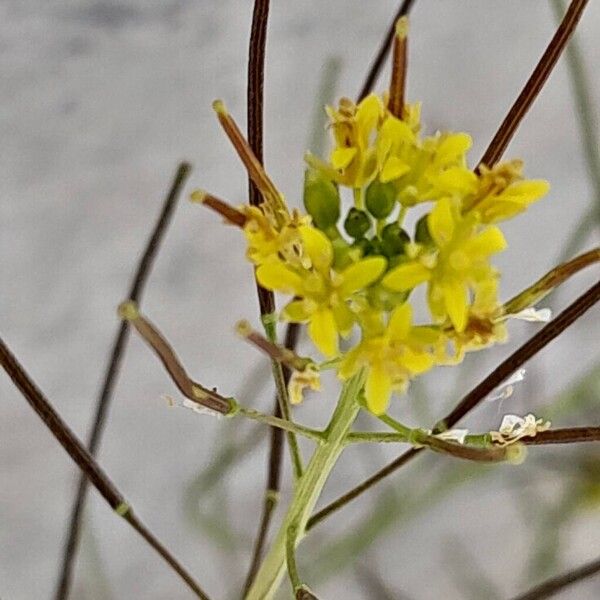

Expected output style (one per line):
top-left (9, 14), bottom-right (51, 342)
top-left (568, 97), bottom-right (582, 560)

top-left (338, 302), bottom-right (440, 414)
top-left (195, 36), bottom-right (549, 414)
top-left (256, 225), bottom-right (387, 358)
top-left (382, 197), bottom-right (507, 333)
top-left (462, 159), bottom-right (550, 223)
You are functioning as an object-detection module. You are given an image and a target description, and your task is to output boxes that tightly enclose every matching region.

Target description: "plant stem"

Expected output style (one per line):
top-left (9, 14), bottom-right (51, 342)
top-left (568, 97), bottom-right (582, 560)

top-left (510, 554), bottom-right (600, 600)
top-left (54, 162), bottom-right (191, 599)
top-left (551, 0), bottom-right (600, 261)
top-left (502, 247), bottom-right (600, 315)
top-left (246, 372), bottom-right (365, 600)
top-left (477, 0), bottom-right (589, 169)
top-left (0, 336), bottom-right (210, 600)
top-left (357, 0), bottom-right (418, 102)
top-left (238, 406), bottom-right (323, 443)
top-left (265, 320), bottom-right (305, 480)
top-left (243, 323), bottom-right (300, 594)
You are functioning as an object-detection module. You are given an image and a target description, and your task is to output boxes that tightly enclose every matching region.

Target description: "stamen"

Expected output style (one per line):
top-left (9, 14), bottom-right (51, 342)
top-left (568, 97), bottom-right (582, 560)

top-left (388, 17), bottom-right (409, 119)
top-left (190, 189), bottom-right (248, 227)
top-left (212, 99), bottom-right (287, 218)
top-left (236, 319), bottom-right (314, 372)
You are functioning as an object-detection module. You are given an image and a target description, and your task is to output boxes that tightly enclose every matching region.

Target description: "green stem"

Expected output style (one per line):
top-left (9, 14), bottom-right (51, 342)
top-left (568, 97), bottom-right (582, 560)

top-left (263, 318), bottom-right (304, 480)
top-left (353, 187), bottom-right (364, 210)
top-left (286, 525), bottom-right (302, 593)
top-left (237, 406), bottom-right (324, 443)
top-left (245, 372), bottom-right (365, 600)
top-left (397, 205), bottom-right (408, 227)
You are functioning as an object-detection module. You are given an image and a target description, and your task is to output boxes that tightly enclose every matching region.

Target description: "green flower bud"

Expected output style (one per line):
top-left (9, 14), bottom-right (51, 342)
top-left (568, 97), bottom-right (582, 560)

top-left (368, 237), bottom-right (385, 256)
top-left (414, 214), bottom-right (433, 245)
top-left (344, 207), bottom-right (371, 239)
top-left (351, 238), bottom-right (372, 258)
top-left (380, 222), bottom-right (410, 258)
top-left (303, 168), bottom-right (341, 230)
top-left (365, 180), bottom-right (397, 219)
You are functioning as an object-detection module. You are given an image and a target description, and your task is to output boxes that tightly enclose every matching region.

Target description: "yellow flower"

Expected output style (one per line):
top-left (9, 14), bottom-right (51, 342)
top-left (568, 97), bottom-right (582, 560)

top-left (243, 206), bottom-right (311, 267)
top-left (442, 278), bottom-right (507, 362)
top-left (338, 303), bottom-right (439, 414)
top-left (382, 197), bottom-right (507, 332)
top-left (377, 120), bottom-right (475, 206)
top-left (256, 225), bottom-right (387, 357)
top-left (462, 160), bottom-right (549, 223)
top-left (324, 94), bottom-right (385, 188)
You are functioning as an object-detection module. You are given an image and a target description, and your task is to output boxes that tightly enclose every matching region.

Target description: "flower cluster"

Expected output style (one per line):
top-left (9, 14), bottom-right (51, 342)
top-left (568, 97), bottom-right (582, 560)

top-left (196, 90), bottom-right (548, 415)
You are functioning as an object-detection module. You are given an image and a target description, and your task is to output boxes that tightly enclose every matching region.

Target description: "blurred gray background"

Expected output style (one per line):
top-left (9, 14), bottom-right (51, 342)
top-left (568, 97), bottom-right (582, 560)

top-left (1, 1), bottom-right (600, 599)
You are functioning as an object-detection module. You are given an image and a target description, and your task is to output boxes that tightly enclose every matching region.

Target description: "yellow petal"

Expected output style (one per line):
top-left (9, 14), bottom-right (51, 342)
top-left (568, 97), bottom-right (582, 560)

top-left (434, 166), bottom-right (478, 196)
top-left (463, 226), bottom-right (507, 257)
top-left (365, 363), bottom-right (392, 415)
top-left (443, 279), bottom-right (468, 332)
top-left (256, 263), bottom-right (303, 295)
top-left (410, 326), bottom-right (442, 345)
top-left (332, 302), bottom-right (355, 337)
top-left (504, 180), bottom-right (550, 204)
top-left (337, 346), bottom-right (361, 380)
top-left (435, 132), bottom-right (472, 165)
top-left (380, 156), bottom-right (410, 183)
top-left (281, 299), bottom-right (311, 322)
top-left (308, 308), bottom-right (338, 357)
top-left (388, 303), bottom-right (412, 341)
top-left (379, 116), bottom-right (415, 148)
top-left (401, 348), bottom-right (434, 374)
top-left (339, 256), bottom-right (387, 297)
top-left (299, 225), bottom-right (333, 273)
top-left (428, 197), bottom-right (455, 246)
top-left (356, 94), bottom-right (384, 139)
top-left (382, 261), bottom-right (431, 292)
top-left (331, 147), bottom-right (357, 170)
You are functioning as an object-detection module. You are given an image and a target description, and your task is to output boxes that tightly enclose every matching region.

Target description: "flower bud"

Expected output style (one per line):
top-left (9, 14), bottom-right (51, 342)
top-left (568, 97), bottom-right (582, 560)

top-left (344, 207), bottom-right (371, 238)
top-left (414, 213), bottom-right (433, 245)
top-left (381, 222), bottom-right (410, 258)
top-left (351, 237), bottom-right (372, 257)
top-left (365, 179), bottom-right (397, 219)
top-left (303, 168), bottom-right (341, 230)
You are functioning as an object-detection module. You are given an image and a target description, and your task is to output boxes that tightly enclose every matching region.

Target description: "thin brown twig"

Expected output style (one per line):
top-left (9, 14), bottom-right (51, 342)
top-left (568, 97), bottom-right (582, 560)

top-left (503, 246), bottom-right (600, 315)
top-left (54, 163), bottom-right (191, 599)
top-left (478, 0), bottom-right (589, 169)
top-left (523, 426), bottom-right (600, 445)
top-left (306, 280), bottom-right (600, 530)
top-left (247, 0), bottom-right (275, 318)
top-left (357, 0), bottom-right (417, 101)
top-left (509, 554), bottom-right (600, 600)
top-left (0, 336), bottom-right (210, 600)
